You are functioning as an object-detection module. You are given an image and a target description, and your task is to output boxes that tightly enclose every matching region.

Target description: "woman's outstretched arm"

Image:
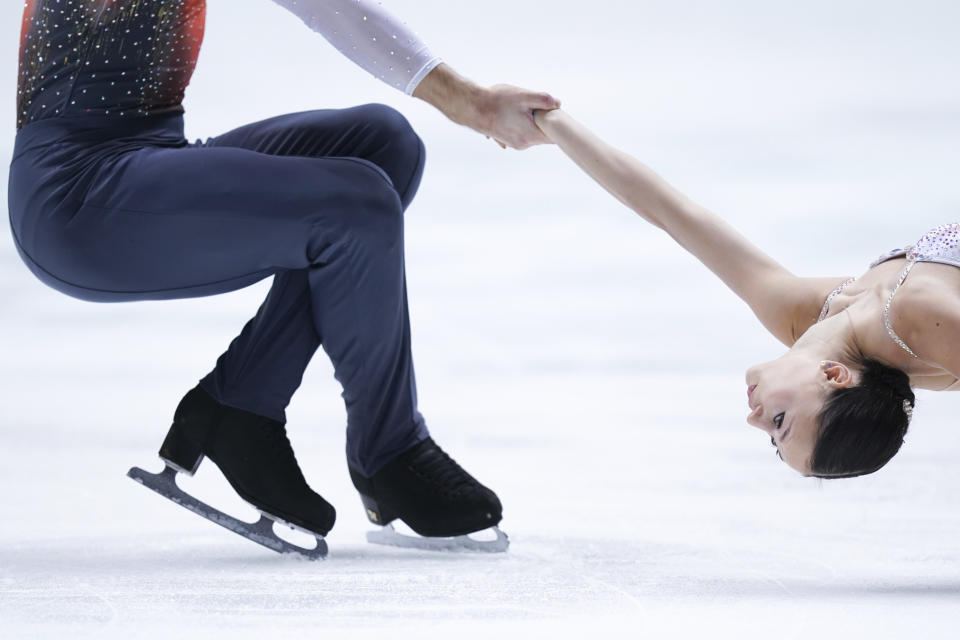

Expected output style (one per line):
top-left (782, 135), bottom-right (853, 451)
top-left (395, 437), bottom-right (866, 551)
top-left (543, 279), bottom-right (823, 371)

top-left (534, 109), bottom-right (847, 346)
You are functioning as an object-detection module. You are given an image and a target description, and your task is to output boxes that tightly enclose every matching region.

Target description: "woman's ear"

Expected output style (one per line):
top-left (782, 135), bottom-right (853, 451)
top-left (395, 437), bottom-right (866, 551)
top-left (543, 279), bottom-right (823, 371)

top-left (820, 360), bottom-right (855, 388)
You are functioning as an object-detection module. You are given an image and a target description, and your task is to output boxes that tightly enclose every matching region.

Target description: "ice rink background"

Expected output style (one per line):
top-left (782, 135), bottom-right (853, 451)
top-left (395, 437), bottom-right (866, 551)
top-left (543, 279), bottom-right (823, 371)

top-left (2, 0), bottom-right (959, 637)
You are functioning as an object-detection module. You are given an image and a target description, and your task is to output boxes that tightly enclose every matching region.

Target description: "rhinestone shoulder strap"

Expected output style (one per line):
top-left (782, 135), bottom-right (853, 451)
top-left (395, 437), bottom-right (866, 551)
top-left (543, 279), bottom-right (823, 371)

top-left (883, 261), bottom-right (920, 359)
top-left (818, 278), bottom-right (856, 322)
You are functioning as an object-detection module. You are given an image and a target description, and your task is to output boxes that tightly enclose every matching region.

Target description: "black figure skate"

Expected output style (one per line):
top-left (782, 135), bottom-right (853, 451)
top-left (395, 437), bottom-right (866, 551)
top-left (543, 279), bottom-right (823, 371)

top-left (350, 437), bottom-right (509, 552)
top-left (128, 386), bottom-right (334, 559)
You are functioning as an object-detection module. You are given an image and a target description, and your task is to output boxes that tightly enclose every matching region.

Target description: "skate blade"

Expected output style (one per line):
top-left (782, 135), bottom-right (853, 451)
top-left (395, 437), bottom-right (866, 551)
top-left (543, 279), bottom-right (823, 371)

top-left (366, 523), bottom-right (509, 553)
top-left (127, 464), bottom-right (328, 560)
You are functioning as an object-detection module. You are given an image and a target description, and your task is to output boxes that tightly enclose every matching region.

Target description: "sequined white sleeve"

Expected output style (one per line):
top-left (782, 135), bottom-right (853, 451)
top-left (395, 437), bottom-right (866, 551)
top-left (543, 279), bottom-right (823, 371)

top-left (270, 0), bottom-right (442, 95)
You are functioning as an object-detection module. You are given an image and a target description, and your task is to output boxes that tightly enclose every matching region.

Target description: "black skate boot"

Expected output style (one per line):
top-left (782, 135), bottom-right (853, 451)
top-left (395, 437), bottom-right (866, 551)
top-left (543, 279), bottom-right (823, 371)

top-left (128, 385), bottom-right (334, 559)
top-left (349, 437), bottom-right (508, 552)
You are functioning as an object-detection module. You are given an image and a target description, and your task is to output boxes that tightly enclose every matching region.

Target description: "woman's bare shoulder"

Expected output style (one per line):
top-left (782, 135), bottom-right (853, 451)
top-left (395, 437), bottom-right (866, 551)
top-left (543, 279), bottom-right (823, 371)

top-left (900, 276), bottom-right (960, 377)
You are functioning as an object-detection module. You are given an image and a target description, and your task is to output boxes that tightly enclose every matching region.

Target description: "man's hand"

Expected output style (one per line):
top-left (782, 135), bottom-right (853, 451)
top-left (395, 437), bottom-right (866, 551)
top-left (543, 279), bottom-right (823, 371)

top-left (413, 64), bottom-right (560, 150)
top-left (480, 84), bottom-right (561, 149)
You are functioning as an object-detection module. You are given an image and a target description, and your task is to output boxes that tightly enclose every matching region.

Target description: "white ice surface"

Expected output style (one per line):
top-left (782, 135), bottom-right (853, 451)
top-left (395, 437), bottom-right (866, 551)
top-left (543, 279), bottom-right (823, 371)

top-left (2, 1), bottom-right (960, 638)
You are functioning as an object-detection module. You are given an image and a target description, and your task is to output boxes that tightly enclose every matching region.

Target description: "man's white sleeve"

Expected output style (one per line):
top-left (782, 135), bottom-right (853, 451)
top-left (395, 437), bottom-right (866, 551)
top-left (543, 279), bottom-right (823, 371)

top-left (271, 0), bottom-right (442, 95)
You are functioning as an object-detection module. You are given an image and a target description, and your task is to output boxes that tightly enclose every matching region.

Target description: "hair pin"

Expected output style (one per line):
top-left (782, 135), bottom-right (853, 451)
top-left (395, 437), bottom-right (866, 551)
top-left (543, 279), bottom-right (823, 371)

top-left (903, 399), bottom-right (914, 423)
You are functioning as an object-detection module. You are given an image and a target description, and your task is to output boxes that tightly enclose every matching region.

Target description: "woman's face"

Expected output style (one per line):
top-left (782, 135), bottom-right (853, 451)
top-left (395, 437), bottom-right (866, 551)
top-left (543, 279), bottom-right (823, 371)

top-left (744, 354), bottom-right (849, 474)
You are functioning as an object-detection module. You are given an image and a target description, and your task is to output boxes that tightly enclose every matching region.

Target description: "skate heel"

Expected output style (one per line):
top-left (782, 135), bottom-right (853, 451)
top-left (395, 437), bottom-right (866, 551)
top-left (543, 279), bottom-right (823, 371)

top-left (349, 467), bottom-right (397, 526)
top-left (160, 385), bottom-right (221, 476)
top-left (157, 386), bottom-right (222, 476)
top-left (359, 493), bottom-right (397, 526)
top-left (159, 421), bottom-right (205, 476)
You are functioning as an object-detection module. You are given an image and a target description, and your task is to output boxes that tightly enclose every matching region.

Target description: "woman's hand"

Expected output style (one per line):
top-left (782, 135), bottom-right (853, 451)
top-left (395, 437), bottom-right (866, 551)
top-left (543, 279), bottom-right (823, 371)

top-left (532, 107), bottom-right (565, 136)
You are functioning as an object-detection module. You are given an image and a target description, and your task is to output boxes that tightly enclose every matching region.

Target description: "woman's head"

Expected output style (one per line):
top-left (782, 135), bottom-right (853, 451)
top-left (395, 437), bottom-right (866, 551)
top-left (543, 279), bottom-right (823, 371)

top-left (809, 359), bottom-right (914, 478)
top-left (744, 354), bottom-right (914, 477)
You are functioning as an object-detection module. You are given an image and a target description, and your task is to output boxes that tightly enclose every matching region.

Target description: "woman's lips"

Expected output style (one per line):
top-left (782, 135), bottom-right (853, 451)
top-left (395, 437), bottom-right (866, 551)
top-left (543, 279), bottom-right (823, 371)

top-left (747, 384), bottom-right (757, 406)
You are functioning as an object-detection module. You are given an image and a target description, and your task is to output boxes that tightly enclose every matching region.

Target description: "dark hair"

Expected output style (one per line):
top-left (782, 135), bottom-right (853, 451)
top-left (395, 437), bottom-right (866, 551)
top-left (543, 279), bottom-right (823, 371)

top-left (810, 359), bottom-right (915, 479)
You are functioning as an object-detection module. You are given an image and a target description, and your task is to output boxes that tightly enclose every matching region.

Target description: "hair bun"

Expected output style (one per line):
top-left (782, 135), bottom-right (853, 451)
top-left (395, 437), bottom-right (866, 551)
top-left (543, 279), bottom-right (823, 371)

top-left (862, 359), bottom-right (915, 404)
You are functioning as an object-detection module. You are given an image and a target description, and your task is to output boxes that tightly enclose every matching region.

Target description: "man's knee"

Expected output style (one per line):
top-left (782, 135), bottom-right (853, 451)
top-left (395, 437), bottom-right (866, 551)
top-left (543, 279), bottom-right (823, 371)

top-left (352, 104), bottom-right (425, 205)
top-left (354, 103), bottom-right (421, 151)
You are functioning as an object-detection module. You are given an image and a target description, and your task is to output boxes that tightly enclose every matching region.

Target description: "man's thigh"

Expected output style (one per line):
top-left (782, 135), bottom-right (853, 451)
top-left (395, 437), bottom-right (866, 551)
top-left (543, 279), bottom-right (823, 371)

top-left (44, 142), bottom-right (398, 300)
top-left (202, 105), bottom-right (425, 208)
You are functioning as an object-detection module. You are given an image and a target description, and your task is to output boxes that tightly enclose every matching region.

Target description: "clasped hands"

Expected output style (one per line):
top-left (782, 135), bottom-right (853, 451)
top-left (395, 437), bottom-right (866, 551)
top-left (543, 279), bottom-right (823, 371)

top-left (475, 83), bottom-right (562, 150)
top-left (413, 64), bottom-right (561, 150)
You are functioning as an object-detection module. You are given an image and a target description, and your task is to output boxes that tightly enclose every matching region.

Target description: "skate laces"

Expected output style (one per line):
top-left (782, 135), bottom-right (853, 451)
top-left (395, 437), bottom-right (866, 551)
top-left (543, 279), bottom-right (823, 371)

top-left (408, 441), bottom-right (476, 496)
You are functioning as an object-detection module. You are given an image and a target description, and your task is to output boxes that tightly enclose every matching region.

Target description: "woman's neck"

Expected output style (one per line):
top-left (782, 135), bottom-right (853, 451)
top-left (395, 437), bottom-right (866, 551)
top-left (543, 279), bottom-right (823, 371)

top-left (791, 312), bottom-right (862, 366)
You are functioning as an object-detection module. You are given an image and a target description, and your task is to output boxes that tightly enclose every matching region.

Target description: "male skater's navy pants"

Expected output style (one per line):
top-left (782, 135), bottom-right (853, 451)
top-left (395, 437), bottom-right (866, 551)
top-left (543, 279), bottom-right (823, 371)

top-left (8, 106), bottom-right (429, 476)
